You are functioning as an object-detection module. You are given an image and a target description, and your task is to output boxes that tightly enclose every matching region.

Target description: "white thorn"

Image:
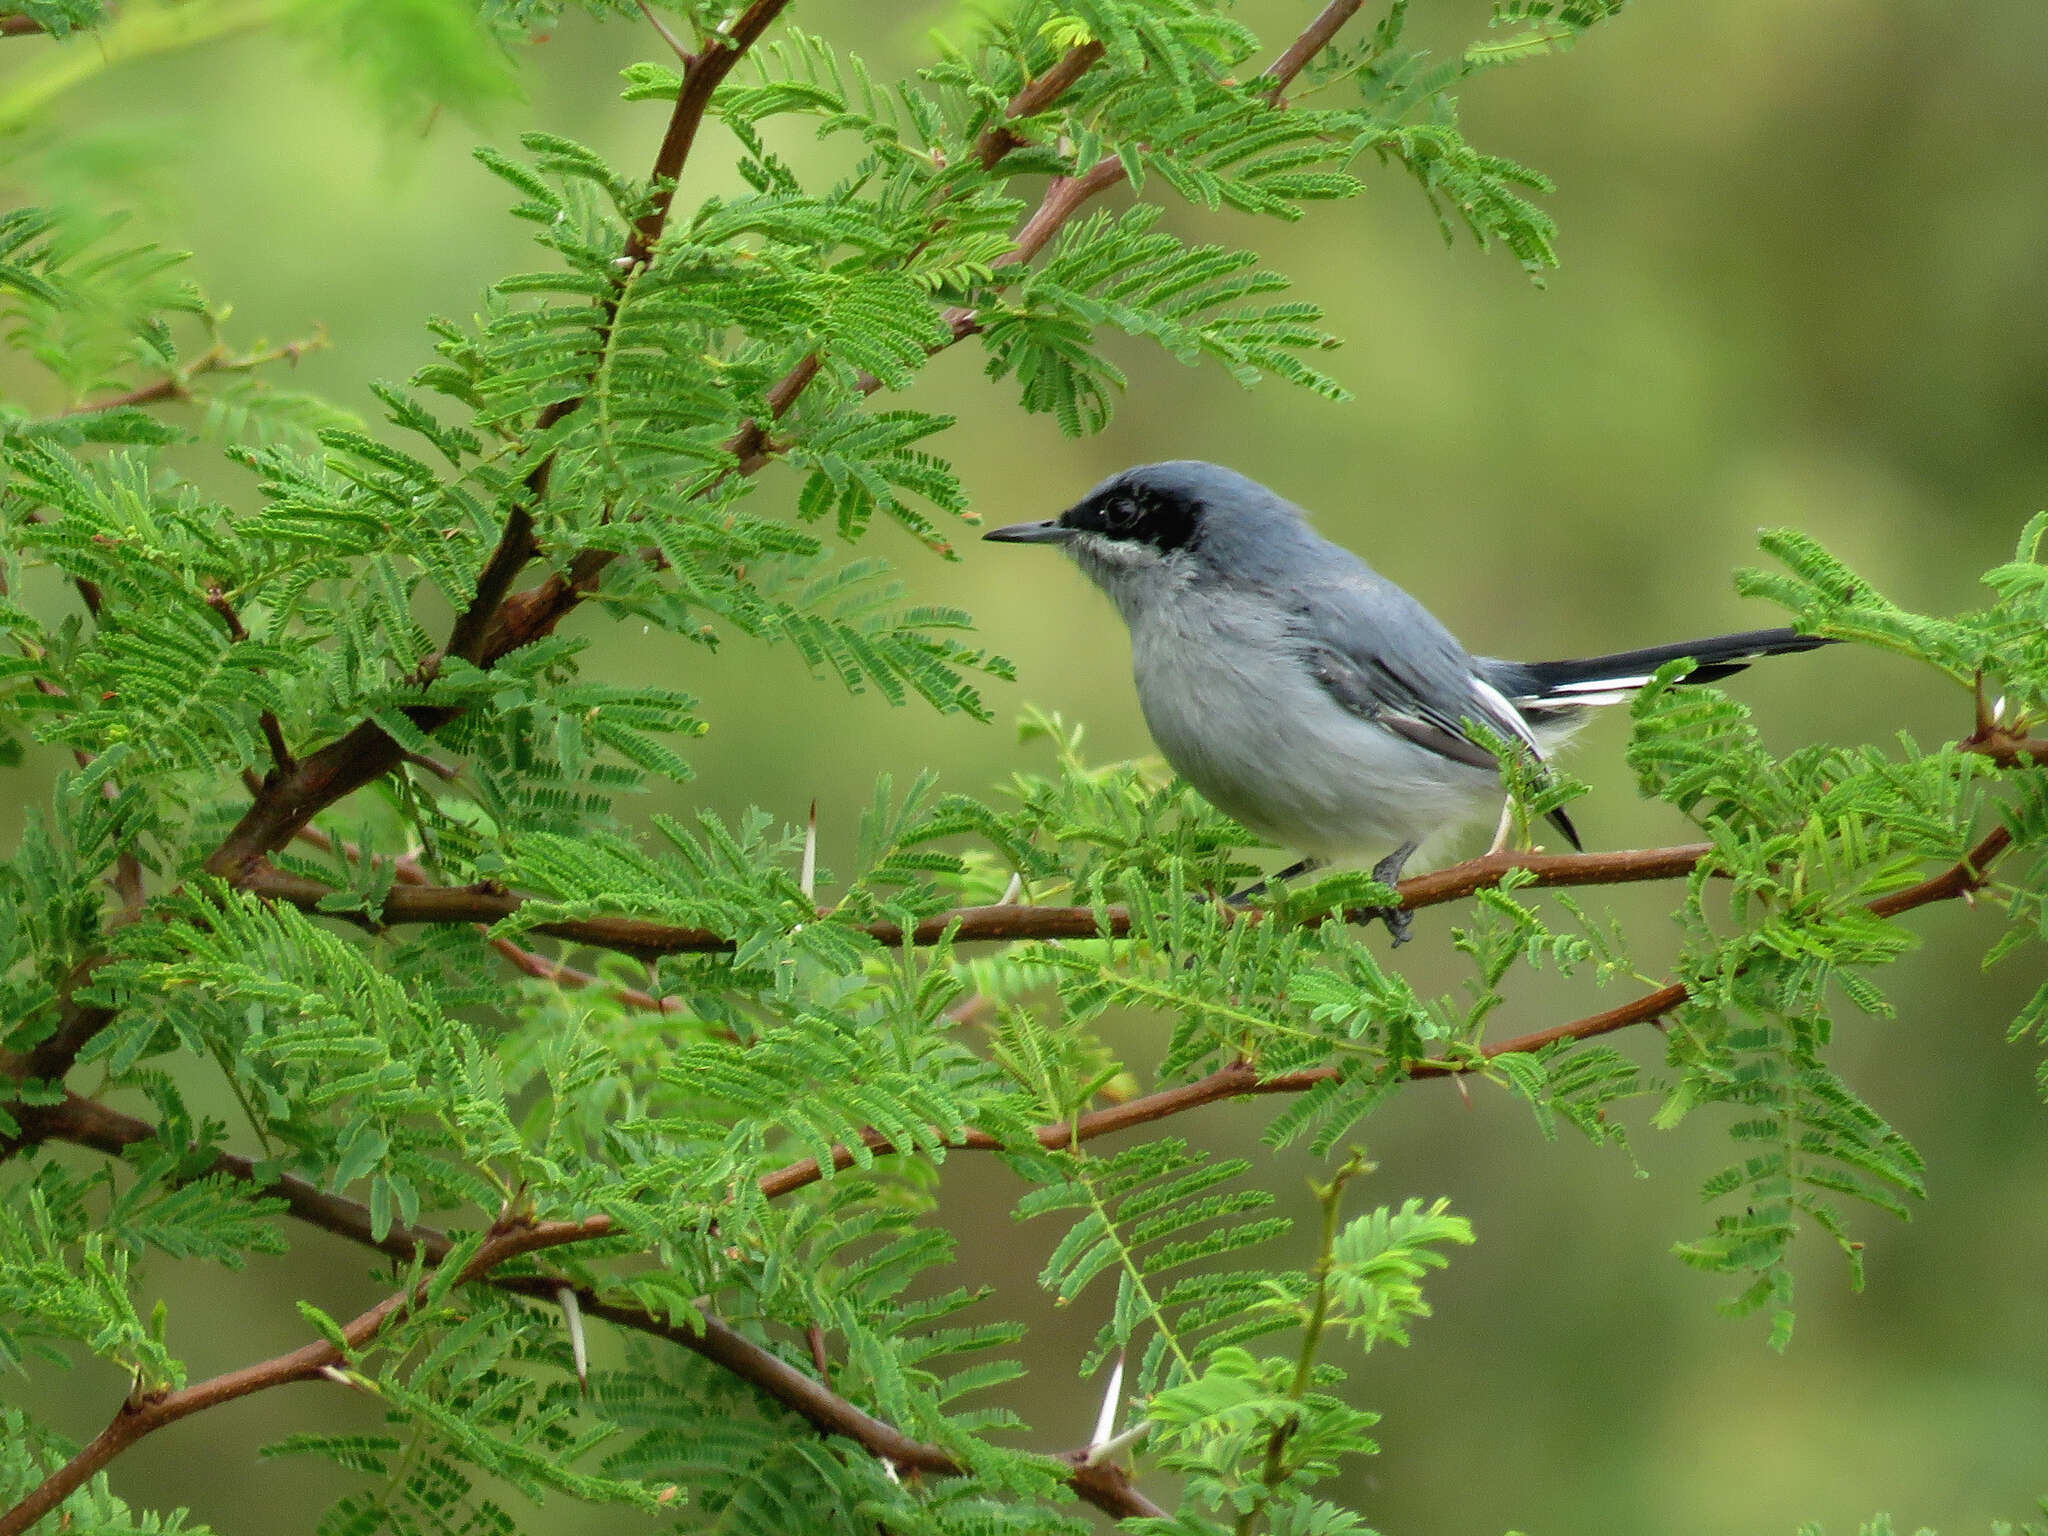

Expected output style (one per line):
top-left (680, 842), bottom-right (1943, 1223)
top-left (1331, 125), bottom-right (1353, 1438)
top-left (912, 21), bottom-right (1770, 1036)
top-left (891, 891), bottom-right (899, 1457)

top-left (1085, 1419), bottom-right (1152, 1466)
top-left (558, 1286), bottom-right (589, 1394)
top-left (801, 800), bottom-right (818, 902)
top-left (318, 1364), bottom-right (359, 1390)
top-left (1090, 1349), bottom-right (1126, 1449)
top-left (999, 871), bottom-right (1024, 905)
top-left (1486, 797), bottom-right (1515, 856)
top-left (1994, 694), bottom-right (2009, 724)
top-left (880, 1460), bottom-right (902, 1485)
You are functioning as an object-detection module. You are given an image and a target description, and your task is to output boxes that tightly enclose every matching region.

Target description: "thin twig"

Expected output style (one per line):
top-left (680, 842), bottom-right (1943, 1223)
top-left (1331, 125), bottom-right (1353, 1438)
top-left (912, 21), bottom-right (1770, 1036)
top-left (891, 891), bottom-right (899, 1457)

top-left (1261, 0), bottom-right (1364, 104)
top-left (286, 822), bottom-right (684, 1016)
top-left (60, 332), bottom-right (326, 417)
top-left (971, 40), bottom-right (1106, 169)
top-left (242, 841), bottom-right (1720, 958)
top-left (631, 0), bottom-right (690, 62)
top-left (725, 39), bottom-right (1111, 472)
top-left (205, 585), bottom-right (294, 774)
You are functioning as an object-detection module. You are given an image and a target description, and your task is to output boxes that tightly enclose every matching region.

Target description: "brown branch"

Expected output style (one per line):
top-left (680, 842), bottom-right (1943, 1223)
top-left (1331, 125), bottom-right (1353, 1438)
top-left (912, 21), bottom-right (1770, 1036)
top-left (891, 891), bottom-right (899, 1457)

top-left (1867, 823), bottom-right (2012, 917)
top-left (208, 1), bottom-right (798, 887)
top-left (1260, 0), bottom-right (1364, 103)
top-left (724, 0), bottom-right (1361, 476)
top-left (205, 584), bottom-right (293, 775)
top-left (60, 333), bottom-right (326, 417)
top-left (932, 4), bottom-right (1362, 342)
top-left (64, 373), bottom-right (183, 410)
top-left (487, 932), bottom-right (685, 1015)
top-left (285, 823), bottom-right (682, 1016)
top-left (27, 1092), bottom-right (1165, 1525)
top-left (626, 0), bottom-right (791, 266)
top-left (971, 40), bottom-right (1107, 170)
top-left (36, 807), bottom-right (2004, 1231)
top-left (754, 823), bottom-right (2020, 1198)
top-left (0, 13), bottom-right (45, 34)
top-left (0, 1213), bottom-right (611, 1536)
top-left (727, 38), bottom-right (1112, 472)
top-left (243, 841), bottom-right (1719, 959)
top-left (1963, 727), bottom-right (2048, 770)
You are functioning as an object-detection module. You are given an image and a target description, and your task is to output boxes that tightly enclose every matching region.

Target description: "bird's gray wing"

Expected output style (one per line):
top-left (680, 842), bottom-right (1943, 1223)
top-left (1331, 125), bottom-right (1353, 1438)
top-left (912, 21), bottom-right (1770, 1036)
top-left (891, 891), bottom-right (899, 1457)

top-left (1286, 576), bottom-right (1542, 771)
top-left (1304, 645), bottom-right (1500, 769)
top-left (1287, 575), bottom-right (1588, 849)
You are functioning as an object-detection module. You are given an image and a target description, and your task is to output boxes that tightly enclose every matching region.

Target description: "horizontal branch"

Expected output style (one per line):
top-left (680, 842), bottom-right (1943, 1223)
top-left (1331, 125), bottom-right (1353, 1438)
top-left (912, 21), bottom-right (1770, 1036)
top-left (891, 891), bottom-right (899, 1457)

top-left (30, 821), bottom-right (2023, 1207)
top-left (58, 333), bottom-right (326, 418)
top-left (242, 841), bottom-right (1718, 959)
top-left (756, 822), bottom-right (2018, 1195)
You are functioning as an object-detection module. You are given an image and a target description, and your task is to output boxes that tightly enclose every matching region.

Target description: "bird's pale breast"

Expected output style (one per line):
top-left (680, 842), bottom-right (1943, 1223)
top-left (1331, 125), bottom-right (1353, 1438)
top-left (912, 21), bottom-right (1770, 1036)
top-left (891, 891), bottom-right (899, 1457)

top-left (1128, 592), bottom-right (1499, 862)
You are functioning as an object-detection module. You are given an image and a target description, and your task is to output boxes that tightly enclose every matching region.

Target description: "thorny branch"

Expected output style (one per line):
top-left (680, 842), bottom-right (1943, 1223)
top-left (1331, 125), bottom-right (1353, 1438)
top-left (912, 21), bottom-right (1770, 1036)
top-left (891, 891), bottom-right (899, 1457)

top-left (754, 822), bottom-right (2020, 1194)
top-left (18, 1091), bottom-right (1166, 1528)
top-left (29, 816), bottom-right (2019, 1218)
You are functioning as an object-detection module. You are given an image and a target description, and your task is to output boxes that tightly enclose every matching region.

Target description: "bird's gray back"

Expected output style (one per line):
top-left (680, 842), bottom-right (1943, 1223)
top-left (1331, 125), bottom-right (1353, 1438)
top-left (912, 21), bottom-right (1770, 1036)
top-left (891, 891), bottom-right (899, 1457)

top-left (1185, 501), bottom-right (1485, 720)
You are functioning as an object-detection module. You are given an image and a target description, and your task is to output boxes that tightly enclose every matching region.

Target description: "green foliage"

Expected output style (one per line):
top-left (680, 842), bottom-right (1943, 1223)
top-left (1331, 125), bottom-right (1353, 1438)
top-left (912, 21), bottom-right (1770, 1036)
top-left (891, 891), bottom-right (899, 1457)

top-left (1796, 1508), bottom-right (2048, 1536)
top-left (2, 1), bottom-right (2043, 1534)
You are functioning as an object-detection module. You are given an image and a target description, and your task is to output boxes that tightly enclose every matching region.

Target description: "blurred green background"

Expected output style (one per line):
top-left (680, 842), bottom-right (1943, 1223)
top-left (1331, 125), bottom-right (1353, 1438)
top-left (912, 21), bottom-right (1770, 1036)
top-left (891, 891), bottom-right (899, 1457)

top-left (5, 2), bottom-right (2047, 1531)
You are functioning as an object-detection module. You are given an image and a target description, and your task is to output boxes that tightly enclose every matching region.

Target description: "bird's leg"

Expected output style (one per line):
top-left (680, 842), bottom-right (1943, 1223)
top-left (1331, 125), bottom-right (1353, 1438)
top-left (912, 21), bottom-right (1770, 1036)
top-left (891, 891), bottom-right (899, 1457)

top-left (1486, 797), bottom-right (1515, 856)
top-left (1362, 840), bottom-right (1420, 947)
top-left (1224, 857), bottom-right (1324, 908)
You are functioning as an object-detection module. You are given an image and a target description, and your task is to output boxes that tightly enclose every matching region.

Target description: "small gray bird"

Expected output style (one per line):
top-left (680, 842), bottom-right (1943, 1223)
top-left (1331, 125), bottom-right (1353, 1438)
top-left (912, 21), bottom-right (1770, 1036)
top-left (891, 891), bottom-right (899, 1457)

top-left (984, 460), bottom-right (1827, 941)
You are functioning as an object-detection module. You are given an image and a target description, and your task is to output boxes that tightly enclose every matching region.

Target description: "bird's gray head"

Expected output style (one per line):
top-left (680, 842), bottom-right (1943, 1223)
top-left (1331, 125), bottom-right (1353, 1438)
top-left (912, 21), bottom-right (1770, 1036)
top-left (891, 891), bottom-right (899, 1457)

top-left (982, 461), bottom-right (1312, 616)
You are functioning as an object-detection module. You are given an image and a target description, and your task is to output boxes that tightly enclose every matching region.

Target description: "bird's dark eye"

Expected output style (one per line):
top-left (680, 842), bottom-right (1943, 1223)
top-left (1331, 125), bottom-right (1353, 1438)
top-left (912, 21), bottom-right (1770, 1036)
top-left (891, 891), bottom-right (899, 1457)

top-left (1102, 494), bottom-right (1141, 532)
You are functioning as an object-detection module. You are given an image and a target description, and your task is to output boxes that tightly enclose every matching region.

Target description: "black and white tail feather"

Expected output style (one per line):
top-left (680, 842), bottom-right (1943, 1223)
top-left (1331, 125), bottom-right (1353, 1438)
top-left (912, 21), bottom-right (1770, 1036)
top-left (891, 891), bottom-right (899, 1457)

top-left (1490, 627), bottom-right (1834, 715)
top-left (1480, 626), bottom-right (1834, 849)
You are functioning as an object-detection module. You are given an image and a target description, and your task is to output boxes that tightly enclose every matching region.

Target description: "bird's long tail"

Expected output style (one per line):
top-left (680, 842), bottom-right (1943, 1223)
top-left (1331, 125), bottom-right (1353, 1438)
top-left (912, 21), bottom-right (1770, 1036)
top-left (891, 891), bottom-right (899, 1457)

top-left (1488, 627), bottom-right (1833, 715)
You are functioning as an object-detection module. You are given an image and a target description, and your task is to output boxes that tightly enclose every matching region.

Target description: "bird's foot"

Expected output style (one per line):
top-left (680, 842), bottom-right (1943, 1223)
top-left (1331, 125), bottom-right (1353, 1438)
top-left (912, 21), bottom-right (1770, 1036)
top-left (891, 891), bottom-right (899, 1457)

top-left (1359, 902), bottom-right (1414, 947)
top-left (1359, 841), bottom-right (1419, 948)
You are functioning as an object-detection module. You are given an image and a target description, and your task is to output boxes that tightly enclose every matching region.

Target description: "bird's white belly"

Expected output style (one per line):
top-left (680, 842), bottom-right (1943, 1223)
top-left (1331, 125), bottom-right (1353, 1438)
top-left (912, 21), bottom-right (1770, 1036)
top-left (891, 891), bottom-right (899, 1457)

top-left (1129, 613), bottom-right (1499, 863)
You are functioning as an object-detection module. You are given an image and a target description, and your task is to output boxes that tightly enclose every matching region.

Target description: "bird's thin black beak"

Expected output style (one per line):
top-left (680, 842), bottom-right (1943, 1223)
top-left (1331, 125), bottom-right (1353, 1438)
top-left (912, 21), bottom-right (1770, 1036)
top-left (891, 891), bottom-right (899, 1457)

top-left (982, 519), bottom-right (1077, 544)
